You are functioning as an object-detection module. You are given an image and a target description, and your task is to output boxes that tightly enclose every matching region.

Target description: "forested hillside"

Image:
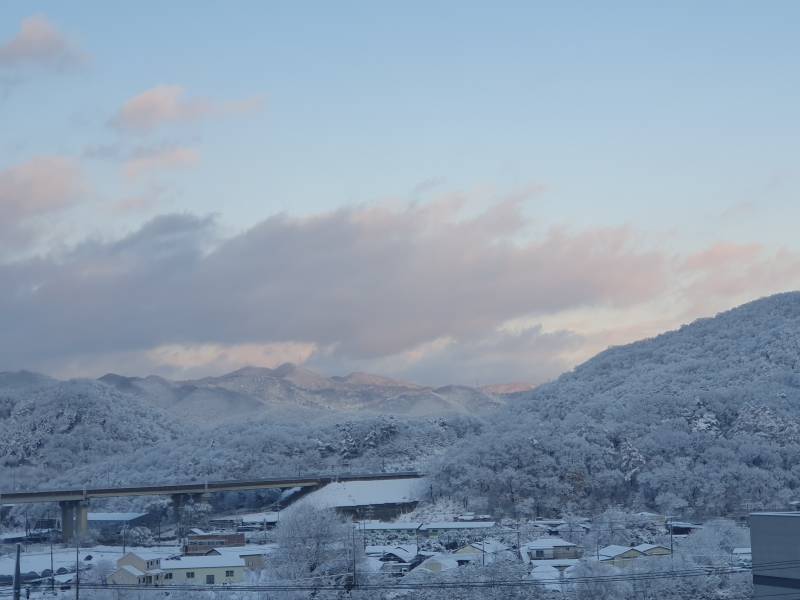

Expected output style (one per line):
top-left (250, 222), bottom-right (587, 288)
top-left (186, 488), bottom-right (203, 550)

top-left (0, 373), bottom-right (480, 520)
top-left (433, 292), bottom-right (800, 516)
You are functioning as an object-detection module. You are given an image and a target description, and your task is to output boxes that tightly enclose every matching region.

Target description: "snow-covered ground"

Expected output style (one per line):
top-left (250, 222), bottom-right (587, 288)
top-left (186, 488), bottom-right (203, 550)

top-left (292, 477), bottom-right (424, 510)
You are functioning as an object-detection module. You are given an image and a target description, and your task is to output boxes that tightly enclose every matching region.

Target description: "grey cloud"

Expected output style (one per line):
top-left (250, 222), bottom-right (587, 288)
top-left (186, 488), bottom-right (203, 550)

top-left (308, 326), bottom-right (582, 387)
top-left (0, 202), bottom-right (667, 380)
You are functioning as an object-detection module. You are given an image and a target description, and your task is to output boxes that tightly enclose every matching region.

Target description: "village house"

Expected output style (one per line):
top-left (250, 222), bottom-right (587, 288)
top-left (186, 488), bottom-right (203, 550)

top-left (414, 553), bottom-right (478, 573)
top-left (356, 521), bottom-right (422, 545)
top-left (184, 532), bottom-right (246, 555)
top-left (666, 521), bottom-right (703, 536)
top-left (598, 545), bottom-right (644, 566)
top-left (633, 543), bottom-right (671, 557)
top-left (210, 511), bottom-right (281, 532)
top-left (199, 546), bottom-right (270, 570)
top-left (365, 544), bottom-right (421, 576)
top-left (455, 539), bottom-right (511, 564)
top-left (520, 537), bottom-right (582, 562)
top-left (419, 521), bottom-right (496, 541)
top-left (108, 551), bottom-right (247, 586)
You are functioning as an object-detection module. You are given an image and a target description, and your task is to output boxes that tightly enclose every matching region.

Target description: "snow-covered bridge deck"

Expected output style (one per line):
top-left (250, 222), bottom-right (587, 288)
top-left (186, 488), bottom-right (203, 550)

top-left (0, 471), bottom-right (423, 504)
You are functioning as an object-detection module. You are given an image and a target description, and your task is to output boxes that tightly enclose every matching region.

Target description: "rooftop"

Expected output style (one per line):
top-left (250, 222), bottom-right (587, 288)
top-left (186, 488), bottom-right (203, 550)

top-left (294, 478), bottom-right (424, 509)
top-left (357, 521), bottom-right (422, 530)
top-left (421, 521), bottom-right (495, 530)
top-left (161, 555), bottom-right (246, 569)
top-left (599, 545), bottom-right (641, 558)
top-left (521, 537), bottom-right (576, 549)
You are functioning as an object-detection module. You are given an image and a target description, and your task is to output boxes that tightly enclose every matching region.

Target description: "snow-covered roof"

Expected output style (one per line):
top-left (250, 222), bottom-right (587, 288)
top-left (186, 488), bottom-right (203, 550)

top-left (469, 539), bottom-right (509, 554)
top-left (295, 478), bottom-right (424, 509)
top-left (161, 555), bottom-right (246, 569)
top-left (365, 544), bottom-right (418, 562)
top-left (599, 545), bottom-right (641, 559)
top-left (732, 547), bottom-right (752, 555)
top-left (633, 543), bottom-right (669, 553)
top-left (88, 512), bottom-right (146, 522)
top-left (213, 544), bottom-right (277, 557)
top-left (421, 521), bottom-right (495, 530)
top-left (125, 550), bottom-right (177, 561)
top-left (668, 521), bottom-right (703, 529)
top-left (521, 537), bottom-right (576, 549)
top-left (416, 553), bottom-right (477, 572)
top-left (219, 511), bottom-right (280, 524)
top-left (120, 564), bottom-right (144, 577)
top-left (357, 521), bottom-right (422, 530)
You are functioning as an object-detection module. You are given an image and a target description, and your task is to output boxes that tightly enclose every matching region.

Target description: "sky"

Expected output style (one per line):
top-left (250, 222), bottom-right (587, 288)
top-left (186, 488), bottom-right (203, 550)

top-left (1, 1), bottom-right (800, 386)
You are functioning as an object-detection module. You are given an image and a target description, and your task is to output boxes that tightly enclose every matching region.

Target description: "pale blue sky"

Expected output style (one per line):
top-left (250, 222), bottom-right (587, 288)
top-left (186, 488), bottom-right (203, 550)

top-left (1, 2), bottom-right (799, 383)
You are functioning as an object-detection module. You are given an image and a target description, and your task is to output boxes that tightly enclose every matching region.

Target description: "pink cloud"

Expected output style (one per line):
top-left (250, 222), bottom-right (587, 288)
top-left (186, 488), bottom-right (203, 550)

top-left (110, 85), bottom-right (264, 132)
top-left (680, 242), bottom-right (800, 315)
top-left (0, 156), bottom-right (86, 220)
top-left (0, 15), bottom-right (86, 70)
top-left (683, 242), bottom-right (763, 271)
top-left (122, 146), bottom-right (200, 179)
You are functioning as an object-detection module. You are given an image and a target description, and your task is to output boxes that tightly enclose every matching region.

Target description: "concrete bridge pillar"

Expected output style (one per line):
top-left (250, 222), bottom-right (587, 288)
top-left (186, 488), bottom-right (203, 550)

top-left (171, 493), bottom-right (187, 540)
top-left (60, 500), bottom-right (88, 542)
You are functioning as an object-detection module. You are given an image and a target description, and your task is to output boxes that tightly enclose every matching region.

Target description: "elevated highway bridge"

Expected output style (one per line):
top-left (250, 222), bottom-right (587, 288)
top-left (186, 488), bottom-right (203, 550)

top-left (0, 471), bottom-right (422, 541)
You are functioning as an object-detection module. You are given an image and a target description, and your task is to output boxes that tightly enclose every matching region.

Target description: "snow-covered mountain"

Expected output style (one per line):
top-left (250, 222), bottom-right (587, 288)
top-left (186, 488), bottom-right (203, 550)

top-left (433, 292), bottom-right (800, 516)
top-left (0, 364), bottom-right (495, 496)
top-left (6, 292), bottom-right (800, 518)
top-left (95, 363), bottom-right (505, 421)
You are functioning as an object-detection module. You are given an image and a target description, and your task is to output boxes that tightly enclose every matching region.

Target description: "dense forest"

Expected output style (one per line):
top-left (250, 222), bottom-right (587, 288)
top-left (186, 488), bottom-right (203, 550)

top-left (432, 292), bottom-right (800, 516)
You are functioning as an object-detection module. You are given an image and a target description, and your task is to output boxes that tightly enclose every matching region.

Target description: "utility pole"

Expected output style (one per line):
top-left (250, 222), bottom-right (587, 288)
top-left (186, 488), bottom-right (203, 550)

top-left (74, 512), bottom-right (80, 600)
top-left (351, 526), bottom-right (357, 588)
top-left (50, 532), bottom-right (55, 595)
top-left (13, 543), bottom-right (21, 600)
top-left (669, 520), bottom-right (674, 566)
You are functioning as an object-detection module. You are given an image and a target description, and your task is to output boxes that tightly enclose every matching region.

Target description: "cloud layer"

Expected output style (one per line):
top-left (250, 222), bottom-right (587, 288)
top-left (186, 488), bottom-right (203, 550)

top-left (2, 196), bottom-right (800, 384)
top-left (0, 200), bottom-right (666, 382)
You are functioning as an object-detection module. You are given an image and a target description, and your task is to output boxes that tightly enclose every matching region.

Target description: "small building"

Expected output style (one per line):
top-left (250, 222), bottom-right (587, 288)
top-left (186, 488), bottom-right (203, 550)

top-left (666, 521), bottom-right (703, 536)
top-left (751, 513), bottom-right (800, 599)
top-left (211, 512), bottom-right (281, 531)
top-left (455, 539), bottom-right (510, 564)
top-left (365, 544), bottom-right (420, 576)
top-left (419, 521), bottom-right (496, 540)
top-left (356, 522), bottom-right (421, 544)
top-left (632, 543), bottom-right (671, 557)
top-left (160, 554), bottom-right (246, 585)
top-left (184, 532), bottom-right (246, 555)
top-left (108, 551), bottom-right (174, 586)
top-left (598, 545), bottom-right (644, 566)
top-left (108, 551), bottom-right (247, 586)
top-left (415, 553), bottom-right (478, 574)
top-left (520, 537), bottom-right (582, 562)
top-left (204, 546), bottom-right (272, 570)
